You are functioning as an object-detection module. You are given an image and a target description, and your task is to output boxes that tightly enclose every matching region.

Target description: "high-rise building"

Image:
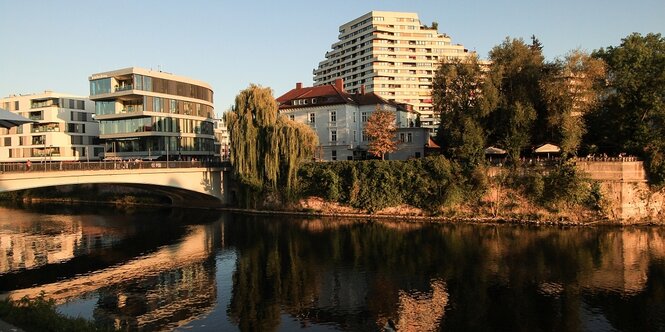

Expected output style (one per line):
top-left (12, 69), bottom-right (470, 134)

top-left (0, 91), bottom-right (103, 162)
top-left (313, 11), bottom-right (476, 130)
top-left (89, 67), bottom-right (215, 161)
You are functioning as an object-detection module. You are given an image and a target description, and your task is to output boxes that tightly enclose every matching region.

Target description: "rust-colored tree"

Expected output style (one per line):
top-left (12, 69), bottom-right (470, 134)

top-left (364, 108), bottom-right (398, 160)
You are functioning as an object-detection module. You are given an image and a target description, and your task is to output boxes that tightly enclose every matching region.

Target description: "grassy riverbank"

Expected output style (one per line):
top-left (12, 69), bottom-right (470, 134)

top-left (0, 294), bottom-right (106, 332)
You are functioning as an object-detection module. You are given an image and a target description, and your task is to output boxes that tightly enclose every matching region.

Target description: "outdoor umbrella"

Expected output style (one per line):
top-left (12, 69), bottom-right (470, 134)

top-left (0, 108), bottom-right (33, 128)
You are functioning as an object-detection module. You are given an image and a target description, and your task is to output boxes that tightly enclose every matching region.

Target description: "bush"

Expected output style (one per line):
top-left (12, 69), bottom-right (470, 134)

top-left (298, 156), bottom-right (486, 213)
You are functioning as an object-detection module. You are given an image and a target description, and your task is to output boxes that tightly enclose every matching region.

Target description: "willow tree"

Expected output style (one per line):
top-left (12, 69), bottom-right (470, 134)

top-left (224, 85), bottom-right (318, 207)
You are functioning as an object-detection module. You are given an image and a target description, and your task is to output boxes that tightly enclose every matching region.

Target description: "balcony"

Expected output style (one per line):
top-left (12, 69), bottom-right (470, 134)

top-left (115, 84), bottom-right (133, 92)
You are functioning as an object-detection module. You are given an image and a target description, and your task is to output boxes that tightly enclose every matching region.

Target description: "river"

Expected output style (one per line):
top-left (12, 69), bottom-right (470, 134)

top-left (0, 203), bottom-right (664, 331)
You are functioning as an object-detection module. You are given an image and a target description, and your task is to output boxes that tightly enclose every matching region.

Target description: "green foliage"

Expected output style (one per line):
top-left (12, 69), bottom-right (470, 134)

top-left (299, 156), bottom-right (485, 213)
top-left (433, 56), bottom-right (496, 166)
top-left (225, 85), bottom-right (318, 207)
top-left (587, 33), bottom-right (665, 185)
top-left (0, 293), bottom-right (106, 332)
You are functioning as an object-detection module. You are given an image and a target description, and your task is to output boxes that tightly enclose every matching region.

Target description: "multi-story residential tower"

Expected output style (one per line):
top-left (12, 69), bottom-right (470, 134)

top-left (213, 117), bottom-right (230, 161)
top-left (89, 67), bottom-right (215, 161)
top-left (0, 91), bottom-right (103, 162)
top-left (313, 11), bottom-right (475, 130)
top-left (277, 79), bottom-right (428, 161)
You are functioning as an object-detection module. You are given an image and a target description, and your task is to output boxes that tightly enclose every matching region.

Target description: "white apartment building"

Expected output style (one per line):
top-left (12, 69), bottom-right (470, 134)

top-left (89, 67), bottom-right (215, 161)
top-left (213, 117), bottom-right (230, 160)
top-left (277, 79), bottom-right (428, 161)
top-left (313, 11), bottom-right (476, 131)
top-left (0, 91), bottom-right (103, 162)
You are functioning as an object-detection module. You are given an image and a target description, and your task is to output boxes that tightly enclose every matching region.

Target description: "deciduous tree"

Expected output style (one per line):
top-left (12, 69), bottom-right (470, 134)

top-left (433, 56), bottom-right (498, 165)
top-left (364, 108), bottom-right (398, 160)
top-left (588, 33), bottom-right (665, 183)
top-left (541, 49), bottom-right (606, 157)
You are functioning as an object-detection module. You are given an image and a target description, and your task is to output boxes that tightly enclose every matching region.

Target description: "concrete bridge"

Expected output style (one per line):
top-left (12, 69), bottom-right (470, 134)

top-left (0, 161), bottom-right (232, 207)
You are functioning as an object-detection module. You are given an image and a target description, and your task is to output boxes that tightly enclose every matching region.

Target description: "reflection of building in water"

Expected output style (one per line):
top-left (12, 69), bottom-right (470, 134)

top-left (9, 222), bottom-right (223, 310)
top-left (0, 208), bottom-right (129, 274)
top-left (92, 259), bottom-right (217, 331)
top-left (0, 207), bottom-right (85, 273)
top-left (583, 229), bottom-right (665, 294)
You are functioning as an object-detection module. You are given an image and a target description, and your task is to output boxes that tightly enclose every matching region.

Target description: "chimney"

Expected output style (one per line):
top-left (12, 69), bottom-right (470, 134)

top-left (334, 78), bottom-right (344, 91)
top-left (360, 84), bottom-right (366, 95)
top-left (296, 82), bottom-right (302, 89)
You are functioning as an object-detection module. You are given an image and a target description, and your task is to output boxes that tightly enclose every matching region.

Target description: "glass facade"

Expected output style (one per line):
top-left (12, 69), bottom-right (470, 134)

top-left (99, 117), bottom-right (213, 135)
top-left (132, 74), bottom-right (212, 103)
top-left (95, 101), bottom-right (115, 115)
top-left (90, 78), bottom-right (112, 95)
top-left (104, 137), bottom-right (215, 154)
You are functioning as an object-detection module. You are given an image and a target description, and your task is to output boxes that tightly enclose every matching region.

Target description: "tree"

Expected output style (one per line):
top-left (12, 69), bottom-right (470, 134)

top-left (433, 56), bottom-right (498, 165)
top-left (540, 49), bottom-right (606, 157)
top-left (225, 85), bottom-right (318, 207)
top-left (588, 33), bottom-right (665, 184)
top-left (364, 108), bottom-right (398, 160)
top-left (487, 37), bottom-right (545, 164)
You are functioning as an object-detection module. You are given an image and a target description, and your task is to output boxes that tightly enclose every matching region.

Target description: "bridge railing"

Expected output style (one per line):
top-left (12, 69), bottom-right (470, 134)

top-left (0, 161), bottom-right (228, 174)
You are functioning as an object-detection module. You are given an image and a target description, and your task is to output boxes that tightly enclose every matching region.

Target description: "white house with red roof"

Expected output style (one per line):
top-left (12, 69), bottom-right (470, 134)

top-left (276, 79), bottom-right (428, 161)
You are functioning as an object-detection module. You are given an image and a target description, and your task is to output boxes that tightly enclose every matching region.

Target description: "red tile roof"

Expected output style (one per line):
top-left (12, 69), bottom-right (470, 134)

top-left (277, 82), bottom-right (410, 112)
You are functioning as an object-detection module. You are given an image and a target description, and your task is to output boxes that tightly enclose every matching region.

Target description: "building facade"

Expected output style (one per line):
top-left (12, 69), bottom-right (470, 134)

top-left (0, 91), bottom-right (103, 162)
top-left (213, 117), bottom-right (230, 161)
top-left (277, 79), bottom-right (427, 161)
top-left (89, 67), bottom-right (215, 161)
top-left (313, 11), bottom-right (475, 130)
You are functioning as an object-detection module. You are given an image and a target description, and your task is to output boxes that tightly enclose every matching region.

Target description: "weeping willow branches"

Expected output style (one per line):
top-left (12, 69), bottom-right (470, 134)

top-left (224, 85), bottom-right (318, 206)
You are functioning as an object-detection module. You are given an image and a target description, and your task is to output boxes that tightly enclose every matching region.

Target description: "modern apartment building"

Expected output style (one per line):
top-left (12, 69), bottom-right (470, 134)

top-left (313, 11), bottom-right (476, 130)
top-left (213, 117), bottom-right (230, 160)
top-left (277, 79), bottom-right (428, 161)
top-left (88, 67), bottom-right (215, 161)
top-left (0, 91), bottom-right (103, 162)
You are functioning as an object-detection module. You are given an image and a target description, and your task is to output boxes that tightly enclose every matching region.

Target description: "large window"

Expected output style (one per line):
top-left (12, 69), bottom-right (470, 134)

top-left (330, 111), bottom-right (336, 123)
top-left (90, 78), bottom-right (112, 95)
top-left (95, 101), bottom-right (115, 115)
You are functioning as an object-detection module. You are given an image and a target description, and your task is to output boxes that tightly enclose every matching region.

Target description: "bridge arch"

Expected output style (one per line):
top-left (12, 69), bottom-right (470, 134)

top-left (0, 166), bottom-right (229, 208)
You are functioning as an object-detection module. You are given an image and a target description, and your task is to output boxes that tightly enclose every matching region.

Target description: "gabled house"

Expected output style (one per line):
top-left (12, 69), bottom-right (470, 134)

top-left (276, 79), bottom-right (427, 161)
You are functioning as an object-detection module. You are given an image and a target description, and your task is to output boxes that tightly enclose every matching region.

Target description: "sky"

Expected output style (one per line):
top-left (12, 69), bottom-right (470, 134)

top-left (1, 0), bottom-right (663, 116)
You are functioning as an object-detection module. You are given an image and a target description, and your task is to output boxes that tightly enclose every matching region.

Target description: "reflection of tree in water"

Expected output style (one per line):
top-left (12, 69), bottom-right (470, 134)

top-left (225, 215), bottom-right (665, 331)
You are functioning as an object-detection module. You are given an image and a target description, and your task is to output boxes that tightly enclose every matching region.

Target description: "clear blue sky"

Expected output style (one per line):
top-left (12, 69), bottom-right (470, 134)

top-left (1, 0), bottom-right (663, 116)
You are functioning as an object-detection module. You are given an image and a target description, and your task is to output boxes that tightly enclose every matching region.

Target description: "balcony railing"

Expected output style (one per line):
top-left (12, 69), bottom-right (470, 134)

top-left (115, 85), bottom-right (133, 92)
top-left (0, 160), bottom-right (228, 173)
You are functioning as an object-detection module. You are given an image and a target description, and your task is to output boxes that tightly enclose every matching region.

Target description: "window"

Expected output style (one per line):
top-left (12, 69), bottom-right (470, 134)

top-left (90, 78), bottom-right (112, 95)
top-left (309, 113), bottom-right (315, 124)
top-left (331, 130), bottom-right (337, 142)
top-left (400, 133), bottom-right (405, 142)
top-left (361, 112), bottom-right (368, 122)
top-left (14, 101), bottom-right (19, 111)
top-left (353, 112), bottom-right (356, 122)
top-left (407, 133), bottom-right (413, 143)
top-left (362, 133), bottom-right (369, 142)
top-left (288, 114), bottom-right (295, 121)
top-left (3, 137), bottom-right (10, 147)
top-left (330, 111), bottom-right (336, 122)
top-left (353, 130), bottom-right (357, 142)
top-left (332, 150), bottom-right (337, 161)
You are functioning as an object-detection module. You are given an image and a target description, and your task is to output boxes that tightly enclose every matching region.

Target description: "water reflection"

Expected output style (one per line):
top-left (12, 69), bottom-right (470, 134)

top-left (1, 205), bottom-right (665, 331)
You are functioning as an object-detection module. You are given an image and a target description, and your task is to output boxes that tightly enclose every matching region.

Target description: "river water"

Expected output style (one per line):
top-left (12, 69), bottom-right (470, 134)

top-left (0, 203), bottom-right (664, 331)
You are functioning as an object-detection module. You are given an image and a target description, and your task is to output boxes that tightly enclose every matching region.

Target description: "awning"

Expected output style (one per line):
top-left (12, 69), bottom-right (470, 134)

top-left (534, 143), bottom-right (561, 153)
top-left (485, 146), bottom-right (507, 155)
top-left (0, 108), bottom-right (34, 129)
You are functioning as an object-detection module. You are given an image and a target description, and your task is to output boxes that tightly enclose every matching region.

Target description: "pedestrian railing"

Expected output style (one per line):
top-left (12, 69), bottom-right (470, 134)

top-left (0, 161), bottom-right (229, 174)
